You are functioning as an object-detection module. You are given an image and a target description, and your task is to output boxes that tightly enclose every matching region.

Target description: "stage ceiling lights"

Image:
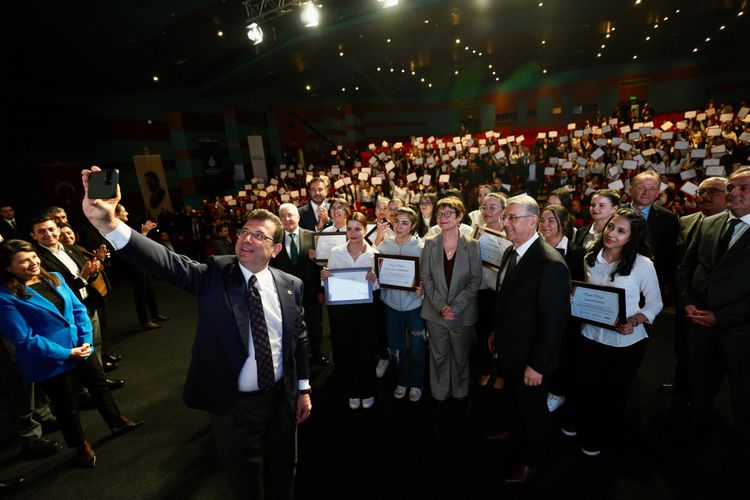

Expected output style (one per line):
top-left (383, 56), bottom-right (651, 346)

top-left (300, 2), bottom-right (320, 28)
top-left (378, 0), bottom-right (399, 8)
top-left (246, 22), bottom-right (263, 45)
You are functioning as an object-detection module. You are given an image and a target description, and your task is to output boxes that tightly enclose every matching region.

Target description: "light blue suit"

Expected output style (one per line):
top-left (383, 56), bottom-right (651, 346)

top-left (0, 273), bottom-right (93, 382)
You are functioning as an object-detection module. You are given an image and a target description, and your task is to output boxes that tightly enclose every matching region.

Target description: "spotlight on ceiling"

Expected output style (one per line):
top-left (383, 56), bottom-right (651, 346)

top-left (300, 2), bottom-right (320, 28)
top-left (378, 0), bottom-right (399, 8)
top-left (246, 22), bottom-right (263, 45)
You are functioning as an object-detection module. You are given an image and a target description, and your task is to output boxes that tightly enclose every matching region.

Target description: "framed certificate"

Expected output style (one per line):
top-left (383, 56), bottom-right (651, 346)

top-left (313, 232), bottom-right (347, 264)
top-left (364, 224), bottom-right (379, 246)
top-left (375, 254), bottom-right (420, 291)
top-left (570, 280), bottom-right (627, 329)
top-left (472, 226), bottom-right (507, 270)
top-left (324, 267), bottom-right (374, 305)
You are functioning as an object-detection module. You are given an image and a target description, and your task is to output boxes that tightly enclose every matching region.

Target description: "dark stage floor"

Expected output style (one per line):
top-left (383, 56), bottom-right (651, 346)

top-left (0, 274), bottom-right (742, 499)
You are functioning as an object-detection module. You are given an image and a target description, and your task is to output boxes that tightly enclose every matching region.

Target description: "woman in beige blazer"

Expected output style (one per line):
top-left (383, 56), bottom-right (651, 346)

top-left (420, 197), bottom-right (482, 401)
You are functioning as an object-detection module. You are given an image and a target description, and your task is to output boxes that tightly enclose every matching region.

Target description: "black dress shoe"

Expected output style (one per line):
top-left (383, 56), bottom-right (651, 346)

top-left (0, 475), bottom-right (25, 493)
top-left (310, 354), bottom-right (331, 367)
top-left (504, 464), bottom-right (539, 485)
top-left (152, 314), bottom-right (169, 322)
top-left (103, 360), bottom-right (119, 372)
top-left (109, 416), bottom-right (144, 436)
top-left (106, 378), bottom-right (125, 391)
top-left (104, 353), bottom-right (122, 363)
top-left (141, 321), bottom-right (161, 330)
top-left (19, 438), bottom-right (63, 460)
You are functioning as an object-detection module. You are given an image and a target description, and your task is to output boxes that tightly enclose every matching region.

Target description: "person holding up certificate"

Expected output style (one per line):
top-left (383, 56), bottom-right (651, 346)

top-left (321, 212), bottom-right (379, 410)
top-left (577, 208), bottom-right (662, 457)
top-left (420, 197), bottom-right (482, 403)
top-left (377, 207), bottom-right (425, 402)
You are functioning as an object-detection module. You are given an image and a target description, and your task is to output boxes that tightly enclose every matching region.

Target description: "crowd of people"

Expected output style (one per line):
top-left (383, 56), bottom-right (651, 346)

top-left (1, 98), bottom-right (749, 494)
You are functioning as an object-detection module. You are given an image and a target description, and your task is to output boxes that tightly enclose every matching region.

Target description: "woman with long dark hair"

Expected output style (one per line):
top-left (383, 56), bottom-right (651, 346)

top-left (576, 208), bottom-right (662, 456)
top-left (321, 213), bottom-right (379, 410)
top-left (0, 240), bottom-right (142, 468)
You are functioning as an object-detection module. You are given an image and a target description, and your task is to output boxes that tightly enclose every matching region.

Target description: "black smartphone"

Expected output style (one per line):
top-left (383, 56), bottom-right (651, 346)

top-left (88, 169), bottom-right (119, 199)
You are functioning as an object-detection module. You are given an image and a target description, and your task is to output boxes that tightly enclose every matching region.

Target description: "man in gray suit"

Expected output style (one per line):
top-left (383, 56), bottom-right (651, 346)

top-left (661, 177), bottom-right (727, 396)
top-left (676, 167), bottom-right (750, 469)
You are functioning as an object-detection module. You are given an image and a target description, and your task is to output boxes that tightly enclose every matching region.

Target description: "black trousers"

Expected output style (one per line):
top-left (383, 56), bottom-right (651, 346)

top-left (474, 289), bottom-right (496, 376)
top-left (210, 383), bottom-right (295, 500)
top-left (302, 292), bottom-right (322, 358)
top-left (129, 268), bottom-right (160, 325)
top-left (504, 369), bottom-right (550, 468)
top-left (329, 303), bottom-right (376, 398)
top-left (577, 336), bottom-right (647, 452)
top-left (37, 356), bottom-right (121, 447)
top-left (687, 322), bottom-right (750, 445)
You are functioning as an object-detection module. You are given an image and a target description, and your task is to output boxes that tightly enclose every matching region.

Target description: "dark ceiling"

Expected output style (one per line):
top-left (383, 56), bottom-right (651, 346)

top-left (5, 0), bottom-right (750, 99)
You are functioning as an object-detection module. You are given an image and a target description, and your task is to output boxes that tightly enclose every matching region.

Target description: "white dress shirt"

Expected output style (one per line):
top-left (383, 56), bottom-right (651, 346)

top-left (498, 233), bottom-right (539, 285)
top-left (42, 243), bottom-right (88, 300)
top-left (581, 251), bottom-right (663, 348)
top-left (236, 266), bottom-right (284, 392)
top-left (726, 213), bottom-right (750, 249)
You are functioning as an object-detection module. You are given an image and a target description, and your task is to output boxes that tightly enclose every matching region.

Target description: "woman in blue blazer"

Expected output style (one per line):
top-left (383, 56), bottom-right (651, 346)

top-left (0, 240), bottom-right (142, 468)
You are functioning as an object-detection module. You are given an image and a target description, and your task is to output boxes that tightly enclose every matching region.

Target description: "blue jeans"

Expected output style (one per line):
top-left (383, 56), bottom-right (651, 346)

top-left (384, 304), bottom-right (426, 389)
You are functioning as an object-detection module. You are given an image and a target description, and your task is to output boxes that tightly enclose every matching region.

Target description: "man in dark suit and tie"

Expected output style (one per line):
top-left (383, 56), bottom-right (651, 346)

top-left (491, 194), bottom-right (571, 484)
top-left (298, 177), bottom-right (331, 231)
top-left (0, 204), bottom-right (24, 241)
top-left (629, 171), bottom-right (679, 296)
top-left (661, 176), bottom-right (727, 396)
top-left (676, 167), bottom-right (750, 469)
top-left (81, 167), bottom-right (311, 500)
top-left (271, 203), bottom-right (328, 366)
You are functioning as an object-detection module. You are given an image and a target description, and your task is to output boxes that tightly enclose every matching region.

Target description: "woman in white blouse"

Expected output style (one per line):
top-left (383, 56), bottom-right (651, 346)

top-left (321, 212), bottom-right (379, 410)
top-left (577, 208), bottom-right (662, 457)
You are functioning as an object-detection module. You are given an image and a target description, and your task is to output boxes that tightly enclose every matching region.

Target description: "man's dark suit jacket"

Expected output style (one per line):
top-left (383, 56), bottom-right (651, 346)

top-left (677, 211), bottom-right (705, 259)
top-left (677, 212), bottom-right (750, 331)
top-left (117, 228), bottom-right (309, 417)
top-left (643, 203), bottom-right (679, 291)
top-left (270, 229), bottom-right (320, 297)
top-left (298, 202), bottom-right (331, 232)
top-left (0, 219), bottom-right (24, 242)
top-left (495, 237), bottom-right (571, 375)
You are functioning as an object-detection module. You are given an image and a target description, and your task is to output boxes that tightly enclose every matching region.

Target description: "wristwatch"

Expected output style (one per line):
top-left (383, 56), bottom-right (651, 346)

top-left (299, 388), bottom-right (312, 395)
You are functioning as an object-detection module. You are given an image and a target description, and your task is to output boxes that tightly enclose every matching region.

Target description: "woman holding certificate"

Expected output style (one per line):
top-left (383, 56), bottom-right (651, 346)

top-left (577, 208), bottom-right (662, 457)
top-left (420, 197), bottom-right (482, 403)
top-left (321, 212), bottom-right (379, 410)
top-left (377, 207), bottom-right (425, 402)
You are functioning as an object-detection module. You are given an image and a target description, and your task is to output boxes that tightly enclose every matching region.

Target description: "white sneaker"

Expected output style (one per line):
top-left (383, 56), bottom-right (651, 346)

top-left (581, 446), bottom-right (601, 457)
top-left (375, 358), bottom-right (390, 378)
top-left (362, 397), bottom-right (375, 409)
top-left (409, 387), bottom-right (423, 402)
top-left (348, 398), bottom-right (361, 410)
top-left (547, 393), bottom-right (566, 412)
top-left (394, 385), bottom-right (407, 399)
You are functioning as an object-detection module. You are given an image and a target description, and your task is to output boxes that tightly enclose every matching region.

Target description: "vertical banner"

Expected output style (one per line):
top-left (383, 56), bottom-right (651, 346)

top-left (133, 154), bottom-right (173, 215)
top-left (200, 139), bottom-right (230, 196)
top-left (247, 135), bottom-right (268, 180)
